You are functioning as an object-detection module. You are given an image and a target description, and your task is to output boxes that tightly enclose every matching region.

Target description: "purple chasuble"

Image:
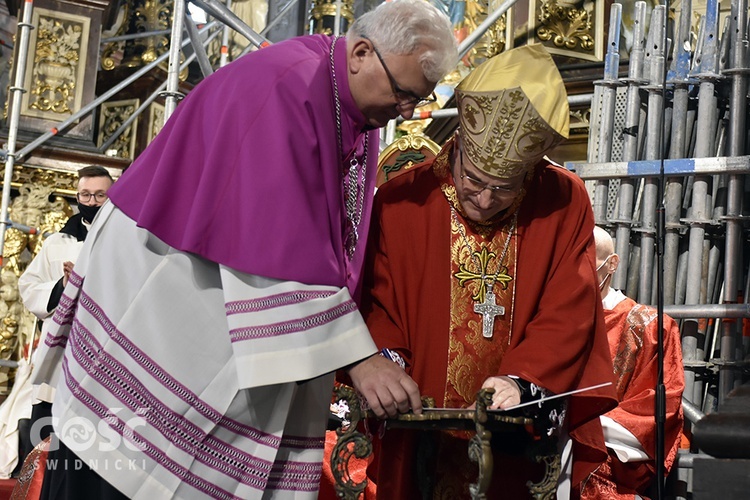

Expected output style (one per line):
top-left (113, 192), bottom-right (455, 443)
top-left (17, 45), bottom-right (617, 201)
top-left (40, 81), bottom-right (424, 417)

top-left (108, 35), bottom-right (377, 298)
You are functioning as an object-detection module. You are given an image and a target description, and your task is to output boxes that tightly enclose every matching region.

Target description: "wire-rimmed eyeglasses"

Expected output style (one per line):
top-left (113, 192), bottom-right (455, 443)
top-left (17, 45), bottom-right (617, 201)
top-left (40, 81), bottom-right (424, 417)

top-left (362, 36), bottom-right (437, 108)
top-left (77, 192), bottom-right (108, 203)
top-left (457, 148), bottom-right (521, 197)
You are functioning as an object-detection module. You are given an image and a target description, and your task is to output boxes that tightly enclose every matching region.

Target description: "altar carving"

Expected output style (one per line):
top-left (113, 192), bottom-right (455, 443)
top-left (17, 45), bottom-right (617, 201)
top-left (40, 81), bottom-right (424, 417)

top-left (22, 8), bottom-right (90, 120)
top-left (97, 98), bottom-right (140, 159)
top-left (537, 0), bottom-right (595, 52)
top-left (148, 101), bottom-right (165, 143)
top-left (121, 0), bottom-right (172, 68)
top-left (529, 0), bottom-right (605, 62)
top-left (4, 0), bottom-right (111, 143)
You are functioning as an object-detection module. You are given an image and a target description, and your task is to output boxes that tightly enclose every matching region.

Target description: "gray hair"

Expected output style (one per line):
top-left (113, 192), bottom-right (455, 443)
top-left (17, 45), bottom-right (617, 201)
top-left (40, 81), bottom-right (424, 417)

top-left (348, 0), bottom-right (458, 83)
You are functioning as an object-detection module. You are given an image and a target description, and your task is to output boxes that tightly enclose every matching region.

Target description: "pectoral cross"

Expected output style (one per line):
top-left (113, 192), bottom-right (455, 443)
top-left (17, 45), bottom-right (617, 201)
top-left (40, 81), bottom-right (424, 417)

top-left (473, 291), bottom-right (505, 338)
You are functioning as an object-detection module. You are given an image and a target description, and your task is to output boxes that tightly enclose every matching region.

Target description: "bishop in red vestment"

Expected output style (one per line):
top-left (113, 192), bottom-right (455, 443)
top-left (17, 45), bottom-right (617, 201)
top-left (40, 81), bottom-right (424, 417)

top-left (580, 227), bottom-right (684, 499)
top-left (357, 45), bottom-right (618, 499)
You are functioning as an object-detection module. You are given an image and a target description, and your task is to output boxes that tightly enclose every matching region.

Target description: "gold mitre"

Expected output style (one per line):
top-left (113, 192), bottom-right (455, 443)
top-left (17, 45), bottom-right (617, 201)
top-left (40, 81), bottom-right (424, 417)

top-left (455, 44), bottom-right (570, 178)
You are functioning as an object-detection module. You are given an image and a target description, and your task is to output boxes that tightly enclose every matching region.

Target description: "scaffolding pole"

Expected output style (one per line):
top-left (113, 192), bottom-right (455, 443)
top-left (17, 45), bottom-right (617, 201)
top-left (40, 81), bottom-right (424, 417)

top-left (683, 0), bottom-right (721, 409)
top-left (664, 0), bottom-right (692, 305)
top-left (98, 27), bottom-right (224, 155)
top-left (191, 0), bottom-right (270, 49)
top-left (164, 0), bottom-right (188, 119)
top-left (591, 3), bottom-right (622, 225)
top-left (220, 0), bottom-right (232, 67)
top-left (184, 8), bottom-right (214, 78)
top-left (0, 0), bottom-right (35, 264)
top-left (12, 21), bottom-right (219, 162)
top-left (457, 0), bottom-right (519, 61)
top-left (637, 5), bottom-right (666, 304)
top-left (718, 0), bottom-right (749, 403)
top-left (612, 1), bottom-right (647, 291)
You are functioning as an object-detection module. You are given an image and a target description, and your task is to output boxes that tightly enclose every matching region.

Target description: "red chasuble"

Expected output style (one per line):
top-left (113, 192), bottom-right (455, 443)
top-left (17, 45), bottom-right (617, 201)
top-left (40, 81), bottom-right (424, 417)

top-left (361, 142), bottom-right (617, 499)
top-left (580, 295), bottom-right (684, 498)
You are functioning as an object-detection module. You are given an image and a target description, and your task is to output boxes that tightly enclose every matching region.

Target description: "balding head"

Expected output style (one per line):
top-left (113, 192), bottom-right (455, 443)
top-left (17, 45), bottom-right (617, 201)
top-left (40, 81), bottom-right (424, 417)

top-left (594, 225), bottom-right (614, 262)
top-left (593, 226), bottom-right (619, 299)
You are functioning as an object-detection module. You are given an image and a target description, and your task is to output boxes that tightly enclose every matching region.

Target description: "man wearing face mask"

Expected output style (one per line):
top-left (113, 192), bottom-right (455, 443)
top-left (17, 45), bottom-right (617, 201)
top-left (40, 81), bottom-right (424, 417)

top-left (358, 45), bottom-right (617, 499)
top-left (581, 226), bottom-right (684, 499)
top-left (17, 165), bottom-right (114, 442)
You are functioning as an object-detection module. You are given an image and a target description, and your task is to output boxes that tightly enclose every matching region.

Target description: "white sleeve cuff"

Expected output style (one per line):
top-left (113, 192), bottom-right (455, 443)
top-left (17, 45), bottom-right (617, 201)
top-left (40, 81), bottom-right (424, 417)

top-left (601, 415), bottom-right (649, 462)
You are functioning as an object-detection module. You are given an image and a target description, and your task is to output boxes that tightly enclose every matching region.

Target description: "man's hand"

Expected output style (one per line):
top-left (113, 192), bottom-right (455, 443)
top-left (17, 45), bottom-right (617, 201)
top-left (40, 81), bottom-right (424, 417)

top-left (62, 261), bottom-right (74, 287)
top-left (347, 354), bottom-right (422, 419)
top-left (481, 376), bottom-right (521, 410)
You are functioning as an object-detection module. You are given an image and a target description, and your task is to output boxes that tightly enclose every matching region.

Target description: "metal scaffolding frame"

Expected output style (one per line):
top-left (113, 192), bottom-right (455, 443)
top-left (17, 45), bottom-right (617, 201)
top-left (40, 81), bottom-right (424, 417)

top-left (575, 0), bottom-right (750, 399)
top-left (575, 0), bottom-right (750, 496)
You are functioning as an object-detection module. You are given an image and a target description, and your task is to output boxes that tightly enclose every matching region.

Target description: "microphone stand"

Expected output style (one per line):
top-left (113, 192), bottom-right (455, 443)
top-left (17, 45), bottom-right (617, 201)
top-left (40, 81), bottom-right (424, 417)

top-left (655, 0), bottom-right (671, 496)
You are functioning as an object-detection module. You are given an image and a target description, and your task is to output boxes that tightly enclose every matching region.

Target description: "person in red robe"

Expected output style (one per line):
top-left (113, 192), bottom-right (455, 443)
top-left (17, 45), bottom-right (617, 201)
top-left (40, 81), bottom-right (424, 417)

top-left (354, 44), bottom-right (618, 499)
top-left (580, 227), bottom-right (685, 499)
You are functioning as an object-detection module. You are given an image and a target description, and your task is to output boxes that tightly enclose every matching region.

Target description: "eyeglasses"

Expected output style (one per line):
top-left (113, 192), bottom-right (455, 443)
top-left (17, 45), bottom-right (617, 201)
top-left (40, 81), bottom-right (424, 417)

top-left (458, 148), bottom-right (521, 196)
top-left (77, 192), bottom-right (108, 203)
top-left (363, 36), bottom-right (437, 108)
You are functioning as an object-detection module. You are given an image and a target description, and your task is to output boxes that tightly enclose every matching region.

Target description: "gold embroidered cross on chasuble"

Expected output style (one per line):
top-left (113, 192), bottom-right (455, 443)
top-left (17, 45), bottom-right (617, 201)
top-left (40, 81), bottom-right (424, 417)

top-left (446, 213), bottom-right (517, 408)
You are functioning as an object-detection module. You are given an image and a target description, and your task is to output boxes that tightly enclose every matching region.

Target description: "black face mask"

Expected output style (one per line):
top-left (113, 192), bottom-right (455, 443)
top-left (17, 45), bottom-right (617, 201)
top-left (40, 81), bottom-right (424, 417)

top-left (78, 204), bottom-right (101, 224)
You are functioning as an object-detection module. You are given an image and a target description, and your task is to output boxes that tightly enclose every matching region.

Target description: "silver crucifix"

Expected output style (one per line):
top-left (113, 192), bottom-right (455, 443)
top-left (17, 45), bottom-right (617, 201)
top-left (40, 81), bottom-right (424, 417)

top-left (473, 291), bottom-right (505, 338)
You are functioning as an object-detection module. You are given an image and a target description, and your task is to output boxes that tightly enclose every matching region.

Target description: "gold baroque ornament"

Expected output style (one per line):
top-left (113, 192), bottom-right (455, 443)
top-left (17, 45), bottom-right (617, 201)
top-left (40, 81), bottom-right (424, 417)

top-left (568, 106), bottom-right (591, 142)
top-left (98, 99), bottom-right (140, 159)
top-left (11, 165), bottom-right (79, 198)
top-left (101, 2), bottom-right (131, 71)
top-left (5, 184), bottom-right (72, 273)
top-left (134, 0), bottom-right (171, 64)
top-left (536, 0), bottom-right (595, 52)
top-left (23, 10), bottom-right (90, 118)
top-left (148, 102), bottom-right (166, 144)
top-left (120, 0), bottom-right (179, 76)
top-left (33, 19), bottom-right (80, 112)
top-left (0, 268), bottom-right (27, 365)
top-left (308, 0), bottom-right (354, 36)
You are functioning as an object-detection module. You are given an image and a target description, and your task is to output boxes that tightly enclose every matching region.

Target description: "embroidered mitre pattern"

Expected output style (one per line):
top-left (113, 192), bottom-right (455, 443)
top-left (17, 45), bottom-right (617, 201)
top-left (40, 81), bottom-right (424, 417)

top-left (457, 87), bottom-right (563, 178)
